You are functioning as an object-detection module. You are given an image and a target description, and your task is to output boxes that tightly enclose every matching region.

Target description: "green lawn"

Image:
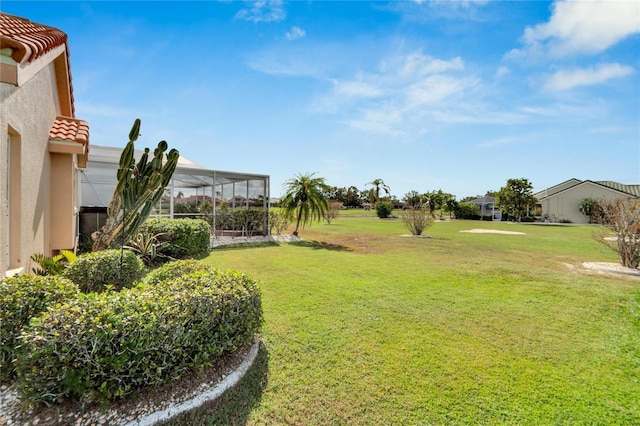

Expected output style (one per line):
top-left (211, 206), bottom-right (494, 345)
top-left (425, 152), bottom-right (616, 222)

top-left (171, 217), bottom-right (639, 425)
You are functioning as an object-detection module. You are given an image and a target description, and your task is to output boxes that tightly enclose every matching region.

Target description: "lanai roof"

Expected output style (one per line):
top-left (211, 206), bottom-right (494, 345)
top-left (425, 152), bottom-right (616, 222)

top-left (86, 145), bottom-right (269, 190)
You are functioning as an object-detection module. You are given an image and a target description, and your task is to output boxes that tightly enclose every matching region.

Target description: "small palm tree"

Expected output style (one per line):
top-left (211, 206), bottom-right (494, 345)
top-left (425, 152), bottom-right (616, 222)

top-left (367, 178), bottom-right (390, 203)
top-left (281, 173), bottom-right (329, 236)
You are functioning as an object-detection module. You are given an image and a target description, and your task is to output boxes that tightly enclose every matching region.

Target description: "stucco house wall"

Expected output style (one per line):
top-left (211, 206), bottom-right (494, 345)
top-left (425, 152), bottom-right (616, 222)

top-left (536, 180), bottom-right (639, 224)
top-left (1, 13), bottom-right (89, 277)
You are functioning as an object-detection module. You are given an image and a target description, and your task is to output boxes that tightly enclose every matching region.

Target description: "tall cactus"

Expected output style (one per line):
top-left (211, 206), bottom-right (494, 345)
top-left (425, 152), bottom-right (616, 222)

top-left (92, 119), bottom-right (180, 251)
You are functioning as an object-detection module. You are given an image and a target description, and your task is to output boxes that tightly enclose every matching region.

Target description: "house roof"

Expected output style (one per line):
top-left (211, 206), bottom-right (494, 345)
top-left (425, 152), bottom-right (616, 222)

top-left (1, 12), bottom-right (77, 117)
top-left (2, 12), bottom-right (89, 165)
top-left (467, 196), bottom-right (495, 205)
top-left (595, 181), bottom-right (640, 197)
top-left (0, 12), bottom-right (67, 64)
top-left (535, 179), bottom-right (640, 200)
top-left (49, 116), bottom-right (90, 145)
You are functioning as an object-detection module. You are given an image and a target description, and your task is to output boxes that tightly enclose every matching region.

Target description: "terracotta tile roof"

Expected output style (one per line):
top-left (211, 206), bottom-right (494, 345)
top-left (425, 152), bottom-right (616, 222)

top-left (0, 12), bottom-right (67, 64)
top-left (49, 116), bottom-right (89, 145)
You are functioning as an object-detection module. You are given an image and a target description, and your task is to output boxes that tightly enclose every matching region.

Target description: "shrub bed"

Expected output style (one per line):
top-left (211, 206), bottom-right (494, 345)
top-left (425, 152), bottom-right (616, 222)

top-left (15, 261), bottom-right (263, 405)
top-left (0, 275), bottom-right (79, 380)
top-left (63, 249), bottom-right (145, 293)
top-left (144, 218), bottom-right (211, 258)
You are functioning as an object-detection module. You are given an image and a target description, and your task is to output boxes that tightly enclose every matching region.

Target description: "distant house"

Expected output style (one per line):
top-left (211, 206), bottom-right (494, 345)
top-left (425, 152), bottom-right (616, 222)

top-left (1, 13), bottom-right (90, 277)
top-left (534, 179), bottom-right (640, 224)
top-left (466, 196), bottom-right (502, 221)
top-left (176, 195), bottom-right (213, 205)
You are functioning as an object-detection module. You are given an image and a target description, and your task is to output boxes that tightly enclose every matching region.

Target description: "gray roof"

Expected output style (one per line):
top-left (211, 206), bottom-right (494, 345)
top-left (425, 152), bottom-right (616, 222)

top-left (535, 178), bottom-right (640, 200)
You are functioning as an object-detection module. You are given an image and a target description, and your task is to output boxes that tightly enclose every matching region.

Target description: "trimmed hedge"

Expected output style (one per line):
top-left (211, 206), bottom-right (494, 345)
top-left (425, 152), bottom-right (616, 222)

top-left (15, 261), bottom-right (263, 405)
top-left (143, 259), bottom-right (211, 286)
top-left (0, 275), bottom-right (79, 380)
top-left (144, 218), bottom-right (211, 258)
top-left (63, 249), bottom-right (145, 293)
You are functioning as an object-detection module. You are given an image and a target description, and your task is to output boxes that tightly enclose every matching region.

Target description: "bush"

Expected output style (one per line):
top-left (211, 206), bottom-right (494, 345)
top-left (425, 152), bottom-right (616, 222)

top-left (375, 201), bottom-right (394, 219)
top-left (144, 218), bottom-right (211, 258)
top-left (215, 209), bottom-right (266, 235)
top-left (63, 249), bottom-right (145, 293)
top-left (269, 210), bottom-right (290, 235)
top-left (454, 203), bottom-right (480, 220)
top-left (143, 259), bottom-right (211, 286)
top-left (400, 208), bottom-right (434, 236)
top-left (0, 275), bottom-right (79, 380)
top-left (15, 262), bottom-right (263, 405)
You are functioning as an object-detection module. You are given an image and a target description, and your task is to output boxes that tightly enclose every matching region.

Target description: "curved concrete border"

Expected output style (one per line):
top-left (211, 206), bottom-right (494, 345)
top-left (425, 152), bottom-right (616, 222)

top-left (125, 339), bottom-right (261, 426)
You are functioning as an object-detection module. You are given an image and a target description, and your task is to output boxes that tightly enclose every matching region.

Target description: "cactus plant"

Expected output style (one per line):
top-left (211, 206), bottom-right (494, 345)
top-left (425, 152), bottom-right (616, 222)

top-left (92, 119), bottom-right (179, 251)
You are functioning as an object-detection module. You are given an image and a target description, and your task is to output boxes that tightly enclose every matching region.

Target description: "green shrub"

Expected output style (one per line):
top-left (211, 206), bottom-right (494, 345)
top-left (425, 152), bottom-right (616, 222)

top-left (454, 202), bottom-right (480, 220)
top-left (269, 210), bottom-right (290, 235)
top-left (143, 259), bottom-right (210, 286)
top-left (0, 275), bottom-right (79, 380)
top-left (375, 201), bottom-right (394, 219)
top-left (144, 218), bottom-right (211, 258)
top-left (63, 249), bottom-right (145, 293)
top-left (215, 209), bottom-right (266, 235)
top-left (15, 263), bottom-right (263, 405)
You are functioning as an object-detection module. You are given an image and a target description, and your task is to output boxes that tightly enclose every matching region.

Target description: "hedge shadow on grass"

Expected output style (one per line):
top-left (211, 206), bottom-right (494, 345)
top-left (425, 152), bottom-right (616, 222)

top-left (291, 240), bottom-right (352, 252)
top-left (211, 242), bottom-right (280, 252)
top-left (158, 341), bottom-right (269, 426)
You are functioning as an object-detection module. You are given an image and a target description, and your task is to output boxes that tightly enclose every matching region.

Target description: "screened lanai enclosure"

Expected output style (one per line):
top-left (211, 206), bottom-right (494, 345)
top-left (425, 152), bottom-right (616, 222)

top-left (80, 145), bottom-right (270, 241)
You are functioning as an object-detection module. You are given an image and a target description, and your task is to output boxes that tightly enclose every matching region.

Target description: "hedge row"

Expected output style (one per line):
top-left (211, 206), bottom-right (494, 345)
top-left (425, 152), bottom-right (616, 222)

top-left (63, 249), bottom-right (145, 293)
top-left (15, 260), bottom-right (263, 405)
top-left (144, 218), bottom-right (211, 258)
top-left (0, 275), bottom-right (79, 380)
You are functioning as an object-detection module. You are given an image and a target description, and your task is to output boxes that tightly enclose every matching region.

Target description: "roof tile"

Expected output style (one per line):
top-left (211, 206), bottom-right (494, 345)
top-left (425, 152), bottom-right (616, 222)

top-left (49, 116), bottom-right (90, 145)
top-left (0, 12), bottom-right (67, 64)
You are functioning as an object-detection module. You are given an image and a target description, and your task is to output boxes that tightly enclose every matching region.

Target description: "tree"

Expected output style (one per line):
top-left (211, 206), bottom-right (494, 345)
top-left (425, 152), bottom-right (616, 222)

top-left (594, 198), bottom-right (640, 269)
top-left (421, 190), bottom-right (444, 218)
top-left (579, 198), bottom-right (601, 223)
top-left (281, 173), bottom-right (329, 236)
top-left (343, 186), bottom-right (363, 208)
top-left (442, 193), bottom-right (458, 219)
top-left (403, 190), bottom-right (422, 209)
top-left (92, 119), bottom-right (179, 251)
top-left (496, 178), bottom-right (537, 222)
top-left (367, 178), bottom-right (390, 203)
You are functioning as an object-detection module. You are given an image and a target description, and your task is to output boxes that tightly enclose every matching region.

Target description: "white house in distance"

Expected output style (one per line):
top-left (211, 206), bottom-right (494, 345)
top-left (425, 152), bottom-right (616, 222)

top-left (535, 179), bottom-right (640, 224)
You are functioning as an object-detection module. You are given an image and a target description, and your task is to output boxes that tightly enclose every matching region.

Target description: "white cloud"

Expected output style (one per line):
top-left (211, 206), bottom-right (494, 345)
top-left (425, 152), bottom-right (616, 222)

top-left (521, 0), bottom-right (640, 57)
top-left (494, 66), bottom-right (510, 79)
top-left (543, 62), bottom-right (635, 91)
top-left (479, 136), bottom-right (521, 148)
top-left (285, 26), bottom-right (306, 41)
top-left (236, 0), bottom-right (285, 23)
top-left (398, 53), bottom-right (464, 77)
top-left (331, 79), bottom-right (383, 98)
top-left (318, 52), bottom-right (489, 136)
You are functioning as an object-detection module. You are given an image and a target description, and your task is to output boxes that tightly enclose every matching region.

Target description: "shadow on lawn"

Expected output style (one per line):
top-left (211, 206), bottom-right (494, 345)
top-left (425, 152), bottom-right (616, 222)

top-left (291, 240), bottom-right (352, 252)
top-left (159, 341), bottom-right (270, 426)
top-left (209, 242), bottom-right (280, 252)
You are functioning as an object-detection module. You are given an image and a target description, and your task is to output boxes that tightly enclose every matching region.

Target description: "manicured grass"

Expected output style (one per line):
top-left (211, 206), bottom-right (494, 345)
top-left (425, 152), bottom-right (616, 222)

top-left (198, 217), bottom-right (639, 425)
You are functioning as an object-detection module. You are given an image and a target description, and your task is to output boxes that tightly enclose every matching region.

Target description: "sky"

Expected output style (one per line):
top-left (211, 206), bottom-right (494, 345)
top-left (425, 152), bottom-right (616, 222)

top-left (4, 0), bottom-right (640, 200)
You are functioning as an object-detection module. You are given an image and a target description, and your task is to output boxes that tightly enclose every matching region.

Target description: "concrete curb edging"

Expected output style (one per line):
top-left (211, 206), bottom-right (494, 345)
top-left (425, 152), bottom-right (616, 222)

top-left (125, 339), bottom-right (261, 426)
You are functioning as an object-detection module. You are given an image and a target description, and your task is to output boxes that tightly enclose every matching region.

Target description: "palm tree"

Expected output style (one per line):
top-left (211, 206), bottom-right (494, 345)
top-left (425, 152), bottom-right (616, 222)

top-left (281, 173), bottom-right (329, 236)
top-left (367, 178), bottom-right (390, 203)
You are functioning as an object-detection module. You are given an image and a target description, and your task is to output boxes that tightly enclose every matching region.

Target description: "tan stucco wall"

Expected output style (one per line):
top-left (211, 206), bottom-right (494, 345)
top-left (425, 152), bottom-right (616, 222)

top-left (1, 56), bottom-right (64, 275)
top-left (539, 182), bottom-right (632, 224)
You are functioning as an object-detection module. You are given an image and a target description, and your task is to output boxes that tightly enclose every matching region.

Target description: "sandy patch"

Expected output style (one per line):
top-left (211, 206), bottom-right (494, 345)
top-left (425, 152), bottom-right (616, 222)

top-left (581, 262), bottom-right (640, 279)
top-left (460, 229), bottom-right (526, 235)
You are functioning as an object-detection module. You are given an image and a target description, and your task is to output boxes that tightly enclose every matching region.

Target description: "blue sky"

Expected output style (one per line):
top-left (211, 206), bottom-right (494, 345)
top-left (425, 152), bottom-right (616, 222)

top-left (4, 0), bottom-right (639, 199)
